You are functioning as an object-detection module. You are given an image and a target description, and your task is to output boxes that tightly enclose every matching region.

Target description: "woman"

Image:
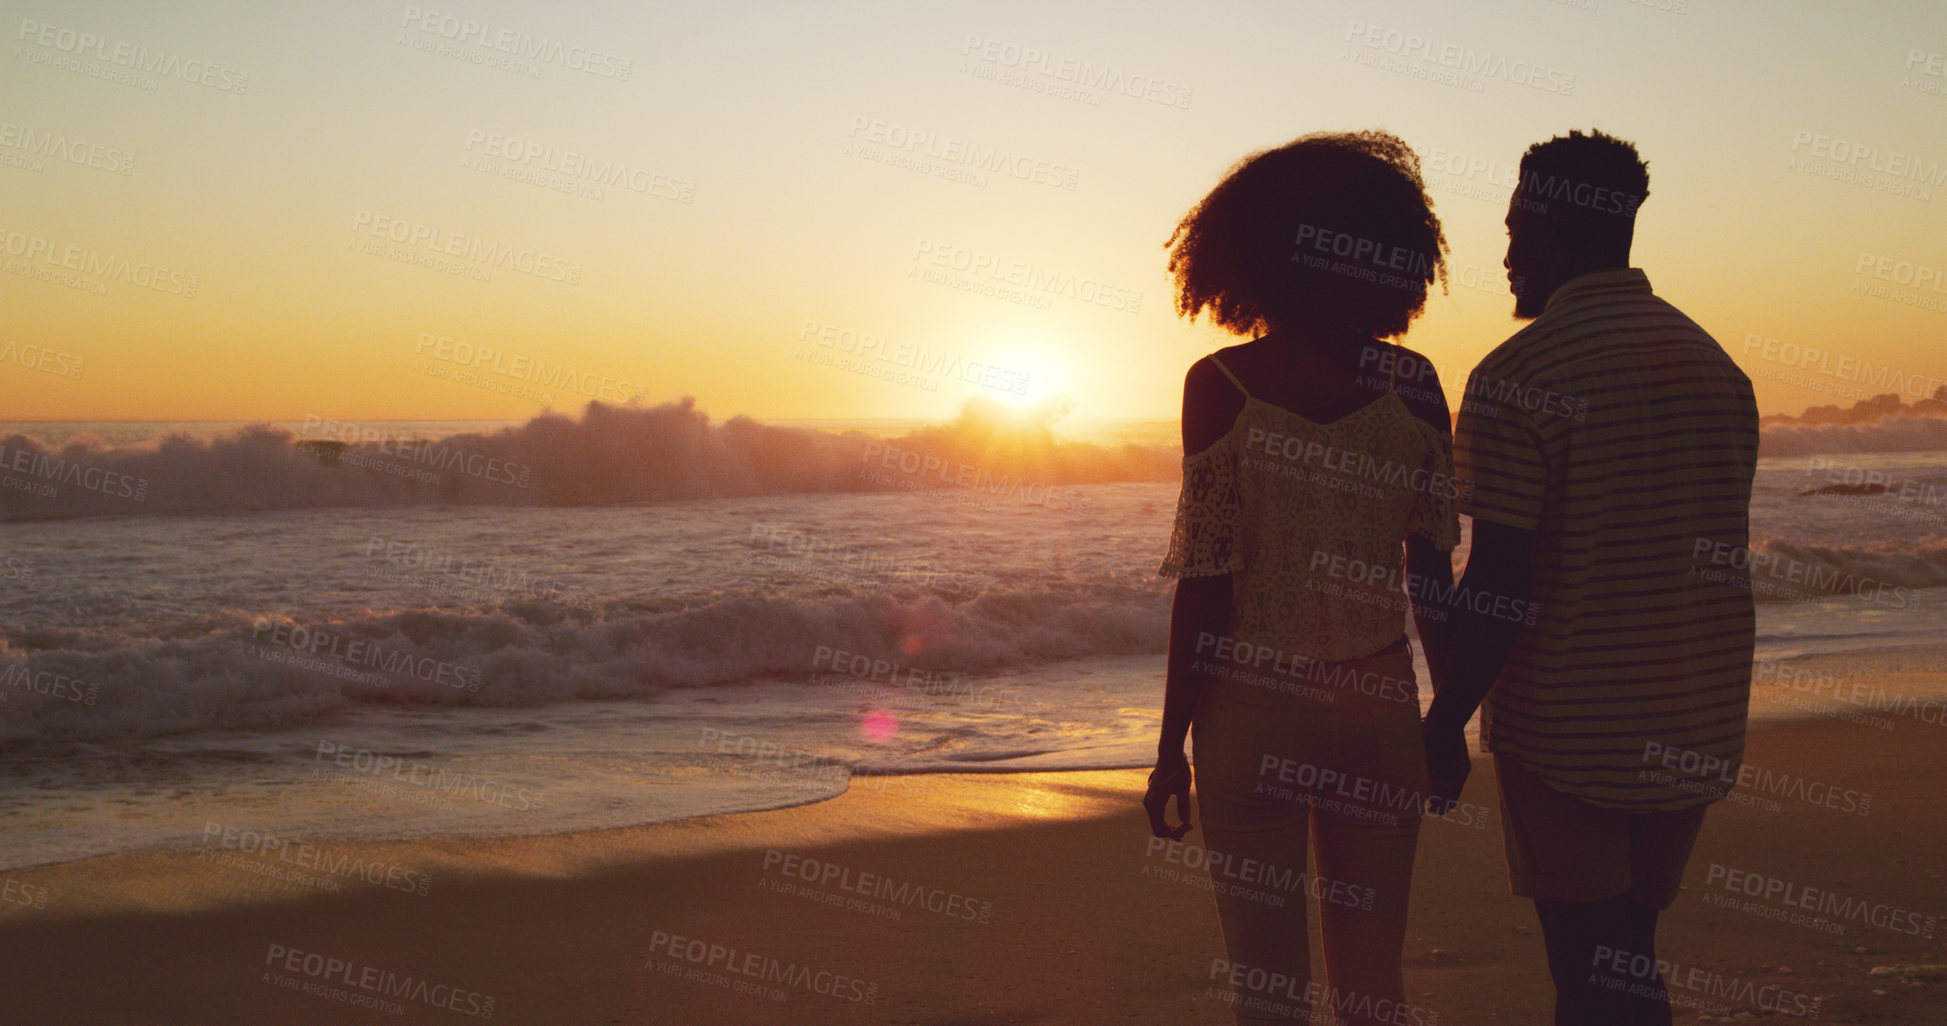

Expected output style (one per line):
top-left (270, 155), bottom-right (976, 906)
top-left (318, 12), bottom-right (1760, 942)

top-left (1144, 131), bottom-right (1459, 1026)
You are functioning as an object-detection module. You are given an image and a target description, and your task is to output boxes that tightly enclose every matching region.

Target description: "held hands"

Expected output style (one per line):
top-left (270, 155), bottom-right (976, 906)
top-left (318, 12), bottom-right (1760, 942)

top-left (1422, 719), bottom-right (1471, 816)
top-left (1143, 749), bottom-right (1194, 840)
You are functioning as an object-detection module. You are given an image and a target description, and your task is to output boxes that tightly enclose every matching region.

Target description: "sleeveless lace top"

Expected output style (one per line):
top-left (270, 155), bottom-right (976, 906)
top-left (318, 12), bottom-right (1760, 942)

top-left (1158, 355), bottom-right (1461, 662)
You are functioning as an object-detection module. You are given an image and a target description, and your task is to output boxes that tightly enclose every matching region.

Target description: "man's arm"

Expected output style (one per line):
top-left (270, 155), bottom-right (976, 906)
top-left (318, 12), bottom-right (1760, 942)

top-left (1424, 517), bottom-right (1532, 809)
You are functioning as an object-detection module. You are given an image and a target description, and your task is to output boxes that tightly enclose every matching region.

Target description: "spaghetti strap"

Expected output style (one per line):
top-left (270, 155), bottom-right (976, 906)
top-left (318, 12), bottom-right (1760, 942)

top-left (1209, 355), bottom-right (1250, 398)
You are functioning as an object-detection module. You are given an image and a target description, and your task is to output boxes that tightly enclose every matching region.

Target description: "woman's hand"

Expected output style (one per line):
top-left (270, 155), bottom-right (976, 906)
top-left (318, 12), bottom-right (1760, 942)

top-left (1143, 748), bottom-right (1195, 840)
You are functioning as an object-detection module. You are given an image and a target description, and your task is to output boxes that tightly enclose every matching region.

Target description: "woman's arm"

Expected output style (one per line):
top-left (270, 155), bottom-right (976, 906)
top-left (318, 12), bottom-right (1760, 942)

top-left (1406, 535), bottom-right (1454, 694)
top-left (1144, 357), bottom-right (1242, 840)
top-left (1146, 573), bottom-right (1230, 841)
top-left (1394, 344), bottom-right (1459, 697)
top-left (1157, 575), bottom-right (1232, 757)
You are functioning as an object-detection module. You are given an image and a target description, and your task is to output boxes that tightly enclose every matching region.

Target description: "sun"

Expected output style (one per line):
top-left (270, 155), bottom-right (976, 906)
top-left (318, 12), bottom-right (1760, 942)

top-left (981, 342), bottom-right (1074, 409)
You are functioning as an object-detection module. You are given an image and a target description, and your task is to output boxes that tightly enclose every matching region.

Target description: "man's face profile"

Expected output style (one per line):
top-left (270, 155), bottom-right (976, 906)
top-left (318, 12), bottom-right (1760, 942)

top-left (1503, 191), bottom-right (1553, 321)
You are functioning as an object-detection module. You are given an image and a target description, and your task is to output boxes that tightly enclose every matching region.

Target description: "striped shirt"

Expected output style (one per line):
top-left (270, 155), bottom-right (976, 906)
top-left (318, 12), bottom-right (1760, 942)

top-left (1455, 268), bottom-right (1759, 811)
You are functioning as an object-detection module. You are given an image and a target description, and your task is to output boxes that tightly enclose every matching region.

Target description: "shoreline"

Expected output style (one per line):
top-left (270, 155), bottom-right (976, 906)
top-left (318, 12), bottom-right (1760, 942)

top-left (8, 641), bottom-right (1941, 883)
top-left (4, 699), bottom-right (1947, 1023)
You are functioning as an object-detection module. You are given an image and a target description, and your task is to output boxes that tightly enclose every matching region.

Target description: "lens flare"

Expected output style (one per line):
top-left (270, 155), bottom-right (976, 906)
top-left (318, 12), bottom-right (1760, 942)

top-left (862, 709), bottom-right (898, 742)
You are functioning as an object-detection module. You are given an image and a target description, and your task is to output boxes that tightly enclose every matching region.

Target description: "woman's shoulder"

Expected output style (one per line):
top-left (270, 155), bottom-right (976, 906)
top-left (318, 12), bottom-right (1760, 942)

top-left (1189, 341), bottom-right (1258, 380)
top-left (1181, 347), bottom-right (1252, 456)
top-left (1371, 340), bottom-right (1451, 439)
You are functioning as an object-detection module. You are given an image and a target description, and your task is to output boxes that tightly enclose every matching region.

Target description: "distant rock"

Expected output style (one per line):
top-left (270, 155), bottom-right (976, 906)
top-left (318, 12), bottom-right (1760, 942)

top-left (1762, 391), bottom-right (1947, 428)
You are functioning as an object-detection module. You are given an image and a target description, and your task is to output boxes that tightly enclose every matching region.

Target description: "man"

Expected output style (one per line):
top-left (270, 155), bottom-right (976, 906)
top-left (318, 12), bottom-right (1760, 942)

top-left (1422, 130), bottom-right (1760, 1026)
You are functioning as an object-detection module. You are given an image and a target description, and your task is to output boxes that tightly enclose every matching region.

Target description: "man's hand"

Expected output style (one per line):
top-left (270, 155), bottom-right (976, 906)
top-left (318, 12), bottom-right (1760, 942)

top-left (1423, 720), bottom-right (1471, 816)
top-left (1143, 749), bottom-right (1194, 840)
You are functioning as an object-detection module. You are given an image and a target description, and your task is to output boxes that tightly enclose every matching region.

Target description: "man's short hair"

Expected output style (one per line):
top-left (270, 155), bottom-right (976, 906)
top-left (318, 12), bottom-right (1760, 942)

top-left (1515, 129), bottom-right (1650, 230)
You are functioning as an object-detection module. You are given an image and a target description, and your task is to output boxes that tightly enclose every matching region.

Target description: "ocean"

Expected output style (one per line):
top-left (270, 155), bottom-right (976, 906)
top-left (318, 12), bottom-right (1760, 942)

top-left (3, 404), bottom-right (1945, 871)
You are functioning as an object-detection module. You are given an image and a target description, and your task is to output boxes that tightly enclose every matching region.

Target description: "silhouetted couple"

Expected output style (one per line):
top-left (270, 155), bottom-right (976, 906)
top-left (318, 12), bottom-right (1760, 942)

top-left (1145, 129), bottom-right (1758, 1026)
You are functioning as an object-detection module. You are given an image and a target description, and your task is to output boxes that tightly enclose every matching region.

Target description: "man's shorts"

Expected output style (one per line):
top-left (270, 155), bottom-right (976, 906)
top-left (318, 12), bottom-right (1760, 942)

top-left (1494, 752), bottom-right (1708, 909)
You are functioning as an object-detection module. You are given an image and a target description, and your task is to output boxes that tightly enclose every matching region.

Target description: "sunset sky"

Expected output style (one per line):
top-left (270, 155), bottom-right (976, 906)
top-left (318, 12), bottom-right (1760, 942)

top-left (4, 0), bottom-right (1944, 424)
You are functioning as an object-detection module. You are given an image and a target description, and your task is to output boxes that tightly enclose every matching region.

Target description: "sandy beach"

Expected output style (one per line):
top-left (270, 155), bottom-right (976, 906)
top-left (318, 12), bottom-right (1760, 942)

top-left (5, 654), bottom-right (1946, 1025)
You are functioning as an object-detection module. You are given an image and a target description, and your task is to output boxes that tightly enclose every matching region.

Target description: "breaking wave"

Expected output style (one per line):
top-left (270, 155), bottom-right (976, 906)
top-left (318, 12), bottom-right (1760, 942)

top-left (0, 398), bottom-right (1179, 522)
